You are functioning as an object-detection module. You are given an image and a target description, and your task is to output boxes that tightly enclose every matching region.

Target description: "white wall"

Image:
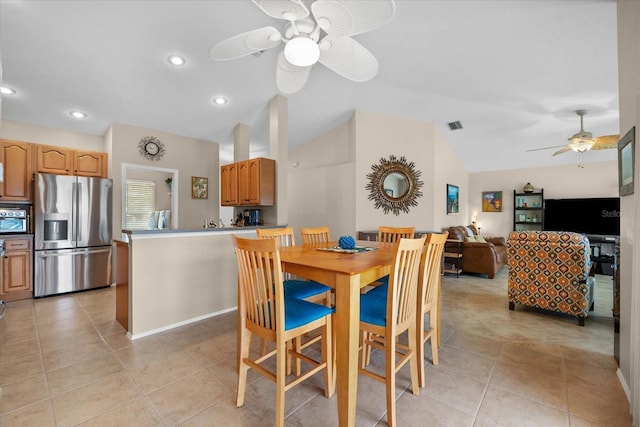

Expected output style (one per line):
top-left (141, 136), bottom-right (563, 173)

top-left (288, 116), bottom-right (355, 241)
top-left (469, 161), bottom-right (618, 238)
top-left (108, 123), bottom-right (219, 236)
top-left (1, 119), bottom-right (104, 151)
top-left (434, 124), bottom-right (470, 230)
top-left (355, 110), bottom-right (460, 233)
top-left (617, 0), bottom-right (640, 417)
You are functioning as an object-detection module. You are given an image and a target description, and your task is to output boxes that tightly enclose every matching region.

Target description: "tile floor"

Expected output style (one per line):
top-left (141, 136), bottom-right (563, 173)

top-left (0, 269), bottom-right (631, 426)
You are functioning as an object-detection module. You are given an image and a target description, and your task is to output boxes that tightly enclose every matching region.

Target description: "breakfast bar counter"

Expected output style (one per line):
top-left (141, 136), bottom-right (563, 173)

top-left (118, 226), bottom-right (282, 339)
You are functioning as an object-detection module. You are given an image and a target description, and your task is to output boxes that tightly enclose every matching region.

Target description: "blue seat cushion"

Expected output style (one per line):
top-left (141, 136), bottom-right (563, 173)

top-left (285, 298), bottom-right (334, 331)
top-left (284, 279), bottom-right (331, 300)
top-left (367, 281), bottom-right (388, 298)
top-left (360, 292), bottom-right (388, 327)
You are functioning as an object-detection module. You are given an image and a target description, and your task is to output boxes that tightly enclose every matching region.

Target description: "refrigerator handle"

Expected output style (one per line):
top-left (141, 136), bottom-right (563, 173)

top-left (75, 181), bottom-right (82, 242)
top-left (71, 181), bottom-right (77, 242)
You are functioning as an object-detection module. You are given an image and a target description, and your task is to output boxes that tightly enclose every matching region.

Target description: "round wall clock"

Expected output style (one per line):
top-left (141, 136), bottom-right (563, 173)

top-left (139, 136), bottom-right (165, 161)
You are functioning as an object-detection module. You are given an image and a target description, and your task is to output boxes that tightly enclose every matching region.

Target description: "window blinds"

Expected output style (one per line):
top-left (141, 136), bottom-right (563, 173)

top-left (125, 179), bottom-right (156, 229)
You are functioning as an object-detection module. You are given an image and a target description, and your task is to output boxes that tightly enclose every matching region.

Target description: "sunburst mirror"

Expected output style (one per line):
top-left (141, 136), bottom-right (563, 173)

top-left (366, 155), bottom-right (424, 215)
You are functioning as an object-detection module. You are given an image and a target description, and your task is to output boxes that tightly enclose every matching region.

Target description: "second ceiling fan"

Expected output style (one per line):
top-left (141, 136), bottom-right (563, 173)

top-left (209, 0), bottom-right (396, 94)
top-left (528, 110), bottom-right (619, 156)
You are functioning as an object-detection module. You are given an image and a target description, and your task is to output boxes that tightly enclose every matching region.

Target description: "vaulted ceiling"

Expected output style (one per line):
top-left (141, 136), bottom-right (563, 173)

top-left (0, 0), bottom-right (619, 172)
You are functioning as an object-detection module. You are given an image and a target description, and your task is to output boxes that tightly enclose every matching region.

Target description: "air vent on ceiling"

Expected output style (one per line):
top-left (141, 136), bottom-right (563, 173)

top-left (448, 121), bottom-right (463, 130)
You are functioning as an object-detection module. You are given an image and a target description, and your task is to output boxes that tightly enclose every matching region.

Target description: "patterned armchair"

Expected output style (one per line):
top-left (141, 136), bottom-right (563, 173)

top-left (507, 231), bottom-right (595, 326)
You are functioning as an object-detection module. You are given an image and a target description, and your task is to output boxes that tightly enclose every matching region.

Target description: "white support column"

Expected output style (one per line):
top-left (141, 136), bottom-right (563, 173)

top-left (269, 95), bottom-right (288, 226)
top-left (234, 123), bottom-right (250, 162)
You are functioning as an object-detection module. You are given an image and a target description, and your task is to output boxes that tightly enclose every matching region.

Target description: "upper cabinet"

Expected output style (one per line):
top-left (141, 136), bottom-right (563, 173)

top-left (221, 157), bottom-right (275, 206)
top-left (37, 145), bottom-right (107, 178)
top-left (0, 140), bottom-right (34, 202)
top-left (220, 163), bottom-right (239, 206)
top-left (74, 150), bottom-right (107, 177)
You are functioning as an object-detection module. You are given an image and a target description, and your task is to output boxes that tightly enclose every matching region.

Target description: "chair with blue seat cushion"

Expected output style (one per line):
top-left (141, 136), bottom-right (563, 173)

top-left (365, 225), bottom-right (416, 295)
top-left (256, 227), bottom-right (331, 374)
top-left (256, 227), bottom-right (331, 304)
top-left (232, 235), bottom-right (333, 427)
top-left (359, 235), bottom-right (425, 427)
top-left (416, 232), bottom-right (448, 388)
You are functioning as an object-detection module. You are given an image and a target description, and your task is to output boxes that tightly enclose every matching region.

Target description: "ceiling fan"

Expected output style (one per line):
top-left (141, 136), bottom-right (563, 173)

top-left (209, 0), bottom-right (396, 94)
top-left (528, 110), bottom-right (619, 156)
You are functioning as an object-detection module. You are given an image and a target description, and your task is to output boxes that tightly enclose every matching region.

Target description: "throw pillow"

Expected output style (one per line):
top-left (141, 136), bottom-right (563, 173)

top-left (476, 235), bottom-right (487, 243)
top-left (465, 235), bottom-right (477, 242)
top-left (463, 226), bottom-right (475, 238)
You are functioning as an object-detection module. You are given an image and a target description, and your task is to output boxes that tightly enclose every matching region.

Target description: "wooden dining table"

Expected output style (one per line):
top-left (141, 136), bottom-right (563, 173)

top-left (278, 240), bottom-right (395, 427)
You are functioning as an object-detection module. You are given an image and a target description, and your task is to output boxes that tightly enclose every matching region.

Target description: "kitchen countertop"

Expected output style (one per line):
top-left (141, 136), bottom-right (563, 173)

top-left (122, 225), bottom-right (284, 237)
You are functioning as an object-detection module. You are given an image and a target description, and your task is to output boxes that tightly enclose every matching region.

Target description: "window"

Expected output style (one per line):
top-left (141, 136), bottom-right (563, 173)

top-left (125, 179), bottom-right (155, 229)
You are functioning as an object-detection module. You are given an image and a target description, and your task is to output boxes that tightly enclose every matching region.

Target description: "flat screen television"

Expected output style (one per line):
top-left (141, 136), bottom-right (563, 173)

top-left (544, 197), bottom-right (620, 237)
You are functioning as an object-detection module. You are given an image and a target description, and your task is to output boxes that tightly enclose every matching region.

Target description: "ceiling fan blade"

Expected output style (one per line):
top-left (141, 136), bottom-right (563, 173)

top-left (252, 0), bottom-right (309, 21)
top-left (552, 147), bottom-right (574, 156)
top-left (592, 134), bottom-right (620, 150)
top-left (209, 27), bottom-right (282, 60)
top-left (276, 51), bottom-right (311, 94)
top-left (311, 0), bottom-right (395, 37)
top-left (526, 145), bottom-right (566, 152)
top-left (319, 36), bottom-right (378, 82)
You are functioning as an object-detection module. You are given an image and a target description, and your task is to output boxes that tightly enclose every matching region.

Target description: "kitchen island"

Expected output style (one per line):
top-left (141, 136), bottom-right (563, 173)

top-left (118, 226), bottom-right (282, 339)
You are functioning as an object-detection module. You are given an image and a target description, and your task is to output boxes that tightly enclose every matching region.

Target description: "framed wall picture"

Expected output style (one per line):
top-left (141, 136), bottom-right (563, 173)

top-left (446, 184), bottom-right (459, 214)
top-left (482, 191), bottom-right (503, 212)
top-left (618, 126), bottom-right (635, 196)
top-left (191, 176), bottom-right (208, 199)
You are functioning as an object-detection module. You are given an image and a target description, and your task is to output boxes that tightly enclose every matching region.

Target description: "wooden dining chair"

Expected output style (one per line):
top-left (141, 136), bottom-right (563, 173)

top-left (256, 227), bottom-right (331, 303)
top-left (377, 225), bottom-right (415, 243)
top-left (300, 226), bottom-right (331, 244)
top-left (365, 226), bottom-right (416, 294)
top-left (416, 232), bottom-right (448, 388)
top-left (256, 227), bottom-right (332, 374)
top-left (233, 235), bottom-right (333, 427)
top-left (358, 235), bottom-right (425, 427)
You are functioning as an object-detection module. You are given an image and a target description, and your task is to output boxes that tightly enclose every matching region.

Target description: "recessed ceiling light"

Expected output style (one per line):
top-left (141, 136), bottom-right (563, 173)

top-left (212, 96), bottom-right (228, 105)
top-left (1, 86), bottom-right (16, 95)
top-left (167, 55), bottom-right (186, 66)
top-left (69, 111), bottom-right (87, 119)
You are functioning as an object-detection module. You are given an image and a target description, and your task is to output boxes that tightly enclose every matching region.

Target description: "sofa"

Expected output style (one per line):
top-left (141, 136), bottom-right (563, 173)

top-left (506, 231), bottom-right (595, 326)
top-left (446, 225), bottom-right (507, 279)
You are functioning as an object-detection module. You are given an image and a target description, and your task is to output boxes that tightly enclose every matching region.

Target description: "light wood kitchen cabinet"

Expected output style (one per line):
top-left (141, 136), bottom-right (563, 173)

top-left (237, 158), bottom-right (275, 206)
top-left (220, 163), bottom-right (239, 206)
top-left (0, 236), bottom-right (33, 302)
top-left (0, 140), bottom-right (33, 202)
top-left (37, 144), bottom-right (73, 175)
top-left (74, 150), bottom-right (107, 177)
top-left (37, 145), bottom-right (107, 178)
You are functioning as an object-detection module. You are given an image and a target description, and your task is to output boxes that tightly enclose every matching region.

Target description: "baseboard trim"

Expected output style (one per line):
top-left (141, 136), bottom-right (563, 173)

top-left (128, 306), bottom-right (237, 340)
top-left (617, 367), bottom-right (631, 403)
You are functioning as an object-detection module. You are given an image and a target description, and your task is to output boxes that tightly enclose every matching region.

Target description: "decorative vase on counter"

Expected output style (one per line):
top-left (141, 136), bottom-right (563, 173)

top-left (523, 182), bottom-right (534, 193)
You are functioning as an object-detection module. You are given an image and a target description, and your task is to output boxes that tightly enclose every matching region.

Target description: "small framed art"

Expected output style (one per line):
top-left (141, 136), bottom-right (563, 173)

top-left (619, 126), bottom-right (635, 197)
top-left (447, 184), bottom-right (459, 214)
top-left (191, 176), bottom-right (208, 199)
top-left (482, 191), bottom-right (503, 212)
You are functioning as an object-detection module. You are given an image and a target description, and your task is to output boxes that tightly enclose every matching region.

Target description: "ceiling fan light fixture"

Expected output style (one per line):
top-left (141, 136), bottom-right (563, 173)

top-left (284, 36), bottom-right (320, 67)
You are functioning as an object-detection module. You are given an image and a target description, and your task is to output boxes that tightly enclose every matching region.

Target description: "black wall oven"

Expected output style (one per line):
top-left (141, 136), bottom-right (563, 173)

top-left (0, 207), bottom-right (29, 234)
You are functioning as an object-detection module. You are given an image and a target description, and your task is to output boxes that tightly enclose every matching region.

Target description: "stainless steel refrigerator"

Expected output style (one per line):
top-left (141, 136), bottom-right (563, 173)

top-left (34, 173), bottom-right (113, 297)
